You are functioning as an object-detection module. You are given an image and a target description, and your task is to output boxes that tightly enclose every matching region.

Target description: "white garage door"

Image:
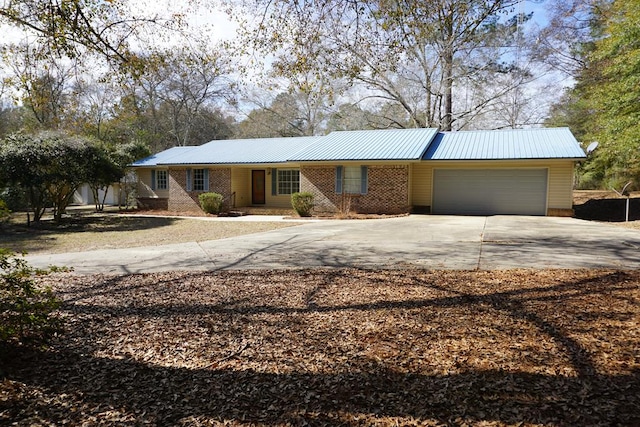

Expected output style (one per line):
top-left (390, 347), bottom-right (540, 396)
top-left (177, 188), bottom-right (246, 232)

top-left (432, 169), bottom-right (548, 215)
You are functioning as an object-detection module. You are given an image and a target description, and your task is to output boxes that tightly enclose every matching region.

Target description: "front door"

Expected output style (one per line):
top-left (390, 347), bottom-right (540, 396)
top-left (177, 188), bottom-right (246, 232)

top-left (252, 170), bottom-right (266, 205)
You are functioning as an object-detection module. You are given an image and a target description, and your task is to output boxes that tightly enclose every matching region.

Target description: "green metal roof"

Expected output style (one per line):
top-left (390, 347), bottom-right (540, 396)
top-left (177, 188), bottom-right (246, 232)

top-left (423, 128), bottom-right (586, 160)
top-left (289, 128), bottom-right (440, 161)
top-left (133, 127), bottom-right (585, 167)
top-left (132, 146), bottom-right (197, 167)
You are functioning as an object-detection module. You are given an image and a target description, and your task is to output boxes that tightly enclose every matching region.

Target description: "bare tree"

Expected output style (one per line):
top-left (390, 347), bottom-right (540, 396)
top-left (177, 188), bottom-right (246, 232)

top-left (533, 0), bottom-right (611, 76)
top-left (2, 43), bottom-right (79, 129)
top-left (237, 0), bottom-right (530, 131)
top-left (0, 0), bottom-right (186, 65)
top-left (156, 46), bottom-right (236, 146)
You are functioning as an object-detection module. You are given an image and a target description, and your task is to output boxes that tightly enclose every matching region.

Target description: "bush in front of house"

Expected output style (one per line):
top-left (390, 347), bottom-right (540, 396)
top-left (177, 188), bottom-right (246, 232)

top-left (199, 192), bottom-right (224, 215)
top-left (291, 192), bottom-right (314, 217)
top-left (0, 249), bottom-right (64, 346)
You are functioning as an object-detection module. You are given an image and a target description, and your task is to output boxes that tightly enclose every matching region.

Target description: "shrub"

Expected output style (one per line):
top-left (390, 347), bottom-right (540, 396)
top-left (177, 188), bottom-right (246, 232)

top-left (291, 192), bottom-right (314, 217)
top-left (0, 199), bottom-right (10, 225)
top-left (0, 249), bottom-right (64, 345)
top-left (0, 187), bottom-right (28, 211)
top-left (199, 192), bottom-right (224, 215)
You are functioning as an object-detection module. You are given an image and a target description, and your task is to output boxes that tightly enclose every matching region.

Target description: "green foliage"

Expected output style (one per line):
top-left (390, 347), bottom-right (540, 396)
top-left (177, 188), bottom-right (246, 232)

top-left (199, 192), bottom-right (224, 215)
top-left (111, 139), bottom-right (151, 169)
top-left (86, 144), bottom-right (122, 212)
top-left (584, 0), bottom-right (640, 188)
top-left (291, 192), bottom-right (314, 217)
top-left (0, 132), bottom-right (97, 222)
top-left (0, 249), bottom-right (63, 345)
top-left (549, 0), bottom-right (640, 189)
top-left (0, 199), bottom-right (10, 224)
top-left (0, 132), bottom-right (51, 222)
top-left (0, 131), bottom-right (141, 221)
top-left (0, 186), bottom-right (29, 211)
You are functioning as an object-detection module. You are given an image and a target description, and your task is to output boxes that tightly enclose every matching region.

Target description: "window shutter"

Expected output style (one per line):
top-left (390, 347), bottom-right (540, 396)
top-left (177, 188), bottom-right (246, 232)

top-left (271, 168), bottom-right (277, 196)
top-left (335, 166), bottom-right (343, 194)
top-left (203, 169), bottom-right (210, 191)
top-left (361, 166), bottom-right (368, 194)
top-left (186, 169), bottom-right (192, 191)
top-left (151, 170), bottom-right (156, 191)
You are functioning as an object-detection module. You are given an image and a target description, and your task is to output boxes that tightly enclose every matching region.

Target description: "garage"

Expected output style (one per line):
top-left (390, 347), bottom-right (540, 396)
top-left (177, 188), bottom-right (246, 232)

top-left (432, 168), bottom-right (548, 215)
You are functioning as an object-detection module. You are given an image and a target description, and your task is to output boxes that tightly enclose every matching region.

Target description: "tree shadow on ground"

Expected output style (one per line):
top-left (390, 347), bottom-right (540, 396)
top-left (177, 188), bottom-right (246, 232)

top-left (2, 269), bottom-right (640, 426)
top-left (3, 348), bottom-right (638, 426)
top-left (0, 214), bottom-right (180, 253)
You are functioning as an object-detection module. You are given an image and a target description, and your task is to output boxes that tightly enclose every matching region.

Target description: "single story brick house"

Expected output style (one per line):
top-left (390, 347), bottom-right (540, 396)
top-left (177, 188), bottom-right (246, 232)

top-left (132, 127), bottom-right (586, 216)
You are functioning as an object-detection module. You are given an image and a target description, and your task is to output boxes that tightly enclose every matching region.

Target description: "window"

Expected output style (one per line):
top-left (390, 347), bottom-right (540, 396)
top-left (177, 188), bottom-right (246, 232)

top-left (151, 170), bottom-right (168, 191)
top-left (156, 170), bottom-right (168, 190)
top-left (186, 168), bottom-right (209, 192)
top-left (343, 166), bottom-right (362, 194)
top-left (193, 169), bottom-right (206, 191)
top-left (277, 169), bottom-right (300, 195)
top-left (336, 166), bottom-right (368, 195)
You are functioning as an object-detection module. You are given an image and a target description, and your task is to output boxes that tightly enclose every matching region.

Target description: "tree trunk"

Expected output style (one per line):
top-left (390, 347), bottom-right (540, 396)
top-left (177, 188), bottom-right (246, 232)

top-left (442, 51), bottom-right (453, 131)
top-left (442, 9), bottom-right (455, 132)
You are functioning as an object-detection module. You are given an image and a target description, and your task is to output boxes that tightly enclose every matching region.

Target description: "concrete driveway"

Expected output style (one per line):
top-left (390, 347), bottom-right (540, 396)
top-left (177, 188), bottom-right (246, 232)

top-left (26, 215), bottom-right (640, 274)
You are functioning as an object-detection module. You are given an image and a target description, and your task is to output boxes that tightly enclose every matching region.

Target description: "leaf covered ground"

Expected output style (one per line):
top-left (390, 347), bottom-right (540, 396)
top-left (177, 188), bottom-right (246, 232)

top-left (1, 268), bottom-right (640, 426)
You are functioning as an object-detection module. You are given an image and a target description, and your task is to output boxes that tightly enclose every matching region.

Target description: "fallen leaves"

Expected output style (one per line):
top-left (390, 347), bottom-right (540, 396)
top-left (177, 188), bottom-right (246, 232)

top-left (1, 268), bottom-right (639, 426)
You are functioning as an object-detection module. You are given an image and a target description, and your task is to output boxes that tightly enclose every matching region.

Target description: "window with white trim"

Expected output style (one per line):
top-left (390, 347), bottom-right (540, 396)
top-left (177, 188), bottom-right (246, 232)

top-left (155, 170), bottom-right (168, 190)
top-left (277, 169), bottom-right (300, 195)
top-left (193, 169), bottom-right (206, 191)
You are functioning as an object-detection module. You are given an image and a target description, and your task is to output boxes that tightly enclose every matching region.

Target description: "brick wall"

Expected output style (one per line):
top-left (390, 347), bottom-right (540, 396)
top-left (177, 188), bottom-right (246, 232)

top-left (300, 166), bottom-right (338, 212)
top-left (209, 169), bottom-right (233, 210)
top-left (137, 197), bottom-right (168, 210)
top-left (358, 165), bottom-right (409, 214)
top-left (168, 168), bottom-right (232, 212)
top-left (300, 165), bottom-right (409, 214)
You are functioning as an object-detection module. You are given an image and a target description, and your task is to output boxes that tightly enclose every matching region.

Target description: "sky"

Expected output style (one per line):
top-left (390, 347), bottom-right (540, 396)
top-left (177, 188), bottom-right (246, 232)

top-left (0, 0), bottom-right (551, 61)
top-left (127, 0), bottom-right (239, 44)
top-left (0, 0), bottom-right (565, 126)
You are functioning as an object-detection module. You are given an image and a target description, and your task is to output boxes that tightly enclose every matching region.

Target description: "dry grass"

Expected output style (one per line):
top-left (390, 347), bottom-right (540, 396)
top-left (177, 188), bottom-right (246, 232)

top-left (0, 212), bottom-right (298, 255)
top-left (2, 268), bottom-right (639, 426)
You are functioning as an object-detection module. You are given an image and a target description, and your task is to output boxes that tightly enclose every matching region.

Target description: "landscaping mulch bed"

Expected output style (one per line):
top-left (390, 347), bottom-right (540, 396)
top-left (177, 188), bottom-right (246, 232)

top-left (126, 209), bottom-right (408, 221)
top-left (573, 190), bottom-right (640, 222)
top-left (2, 269), bottom-right (639, 426)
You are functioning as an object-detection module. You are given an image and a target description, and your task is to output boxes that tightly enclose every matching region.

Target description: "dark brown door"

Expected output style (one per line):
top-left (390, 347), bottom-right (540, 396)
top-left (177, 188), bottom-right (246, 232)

top-left (252, 170), bottom-right (266, 204)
